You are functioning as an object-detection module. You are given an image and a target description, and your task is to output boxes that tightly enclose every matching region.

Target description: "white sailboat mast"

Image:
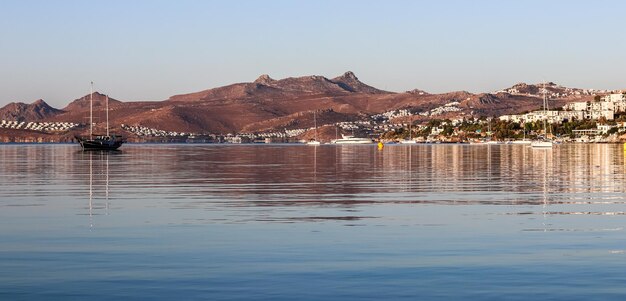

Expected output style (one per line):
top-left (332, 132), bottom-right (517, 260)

top-left (106, 94), bottom-right (109, 136)
top-left (409, 116), bottom-right (412, 140)
top-left (543, 82), bottom-right (547, 135)
top-left (313, 111), bottom-right (318, 141)
top-left (90, 81), bottom-right (93, 137)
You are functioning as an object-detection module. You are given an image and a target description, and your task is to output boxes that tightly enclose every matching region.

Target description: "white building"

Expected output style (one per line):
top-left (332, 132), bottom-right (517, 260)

top-left (499, 110), bottom-right (583, 124)
top-left (603, 93), bottom-right (626, 102)
top-left (563, 102), bottom-right (588, 111)
top-left (557, 110), bottom-right (584, 122)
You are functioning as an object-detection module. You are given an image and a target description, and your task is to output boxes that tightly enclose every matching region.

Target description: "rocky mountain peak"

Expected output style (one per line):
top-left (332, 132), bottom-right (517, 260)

top-left (0, 98), bottom-right (61, 121)
top-left (33, 99), bottom-right (46, 105)
top-left (330, 71), bottom-right (389, 94)
top-left (254, 74), bottom-right (275, 85)
top-left (340, 71), bottom-right (358, 80)
top-left (62, 92), bottom-right (121, 111)
top-left (406, 89), bottom-right (429, 95)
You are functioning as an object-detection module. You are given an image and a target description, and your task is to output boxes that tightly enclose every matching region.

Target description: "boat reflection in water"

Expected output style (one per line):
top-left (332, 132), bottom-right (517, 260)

top-left (5, 144), bottom-right (626, 300)
top-left (81, 150), bottom-right (113, 229)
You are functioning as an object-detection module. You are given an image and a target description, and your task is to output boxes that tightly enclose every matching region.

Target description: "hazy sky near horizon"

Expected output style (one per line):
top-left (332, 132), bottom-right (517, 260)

top-left (1, 0), bottom-right (625, 107)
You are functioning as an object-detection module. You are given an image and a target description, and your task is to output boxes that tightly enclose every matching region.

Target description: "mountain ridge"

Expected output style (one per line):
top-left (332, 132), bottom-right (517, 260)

top-left (0, 99), bottom-right (61, 122)
top-left (0, 72), bottom-right (612, 135)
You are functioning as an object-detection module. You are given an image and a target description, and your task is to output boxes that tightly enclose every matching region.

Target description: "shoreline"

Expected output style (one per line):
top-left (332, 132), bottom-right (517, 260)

top-left (2, 141), bottom-right (625, 146)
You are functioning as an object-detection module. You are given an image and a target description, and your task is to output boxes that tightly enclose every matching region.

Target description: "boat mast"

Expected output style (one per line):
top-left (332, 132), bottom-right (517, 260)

top-left (543, 82), bottom-right (547, 136)
top-left (409, 116), bottom-right (412, 140)
top-left (106, 94), bottom-right (109, 136)
top-left (313, 110), bottom-right (317, 141)
top-left (90, 81), bottom-right (93, 137)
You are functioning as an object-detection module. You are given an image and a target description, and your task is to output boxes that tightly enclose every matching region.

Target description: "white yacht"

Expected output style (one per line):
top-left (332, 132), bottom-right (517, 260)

top-left (332, 135), bottom-right (374, 144)
top-left (530, 140), bottom-right (553, 148)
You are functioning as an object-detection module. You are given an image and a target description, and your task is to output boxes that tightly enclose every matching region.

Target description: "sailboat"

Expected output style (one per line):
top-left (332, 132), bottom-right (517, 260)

top-left (307, 110), bottom-right (321, 145)
top-left (531, 82), bottom-right (554, 148)
top-left (75, 82), bottom-right (125, 151)
top-left (511, 121), bottom-right (532, 144)
top-left (400, 118), bottom-right (417, 144)
top-left (485, 118), bottom-right (503, 144)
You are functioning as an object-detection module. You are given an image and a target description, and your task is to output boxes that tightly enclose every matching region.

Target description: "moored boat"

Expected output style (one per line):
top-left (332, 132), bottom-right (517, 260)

top-left (332, 135), bottom-right (374, 144)
top-left (306, 110), bottom-right (321, 145)
top-left (76, 134), bottom-right (125, 150)
top-left (531, 83), bottom-right (554, 149)
top-left (510, 139), bottom-right (532, 145)
top-left (76, 82), bottom-right (125, 151)
top-left (531, 140), bottom-right (554, 148)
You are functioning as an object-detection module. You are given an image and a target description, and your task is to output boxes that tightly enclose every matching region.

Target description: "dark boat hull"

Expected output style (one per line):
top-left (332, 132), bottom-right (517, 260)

top-left (76, 136), bottom-right (124, 151)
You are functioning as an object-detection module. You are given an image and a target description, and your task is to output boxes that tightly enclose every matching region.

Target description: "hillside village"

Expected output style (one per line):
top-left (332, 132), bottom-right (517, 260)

top-left (1, 77), bottom-right (626, 143)
top-left (228, 88), bottom-right (626, 143)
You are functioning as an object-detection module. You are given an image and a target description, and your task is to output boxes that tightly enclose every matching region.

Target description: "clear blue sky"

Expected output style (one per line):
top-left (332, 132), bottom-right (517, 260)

top-left (1, 0), bottom-right (625, 107)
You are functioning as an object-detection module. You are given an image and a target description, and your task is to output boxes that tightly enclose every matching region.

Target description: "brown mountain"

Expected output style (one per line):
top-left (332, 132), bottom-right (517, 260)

top-left (63, 92), bottom-right (122, 111)
top-left (2, 73), bottom-right (603, 136)
top-left (0, 99), bottom-right (61, 122)
top-left (330, 71), bottom-right (388, 94)
top-left (167, 71), bottom-right (389, 104)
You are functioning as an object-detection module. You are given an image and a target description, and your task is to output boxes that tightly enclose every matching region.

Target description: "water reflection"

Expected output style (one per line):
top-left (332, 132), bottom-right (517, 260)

top-left (4, 144), bottom-right (626, 300)
top-left (1, 144), bottom-right (626, 221)
top-left (74, 150), bottom-right (116, 228)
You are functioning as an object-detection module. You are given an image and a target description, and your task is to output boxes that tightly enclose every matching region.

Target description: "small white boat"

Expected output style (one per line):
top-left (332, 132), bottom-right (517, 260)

top-left (531, 140), bottom-right (554, 148)
top-left (332, 135), bottom-right (374, 144)
top-left (485, 140), bottom-right (502, 145)
top-left (307, 110), bottom-right (321, 145)
top-left (470, 139), bottom-right (501, 145)
top-left (510, 140), bottom-right (532, 145)
top-left (531, 83), bottom-right (554, 149)
top-left (400, 120), bottom-right (418, 144)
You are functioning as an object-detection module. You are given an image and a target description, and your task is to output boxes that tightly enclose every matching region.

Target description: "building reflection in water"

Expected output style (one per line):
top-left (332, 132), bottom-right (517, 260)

top-left (324, 144), bottom-right (626, 209)
top-left (2, 144), bottom-right (626, 224)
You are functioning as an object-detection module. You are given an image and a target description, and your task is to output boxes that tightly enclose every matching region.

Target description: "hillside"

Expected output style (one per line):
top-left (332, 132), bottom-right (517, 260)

top-left (62, 92), bottom-right (123, 111)
top-left (0, 99), bottom-right (61, 122)
top-left (0, 73), bottom-right (606, 136)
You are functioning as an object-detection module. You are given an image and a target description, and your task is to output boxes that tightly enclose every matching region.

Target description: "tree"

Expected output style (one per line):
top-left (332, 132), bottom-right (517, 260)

top-left (442, 125), bottom-right (454, 136)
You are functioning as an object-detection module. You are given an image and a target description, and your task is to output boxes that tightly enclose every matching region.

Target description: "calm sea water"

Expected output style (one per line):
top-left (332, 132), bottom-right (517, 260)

top-left (2, 143), bottom-right (626, 300)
